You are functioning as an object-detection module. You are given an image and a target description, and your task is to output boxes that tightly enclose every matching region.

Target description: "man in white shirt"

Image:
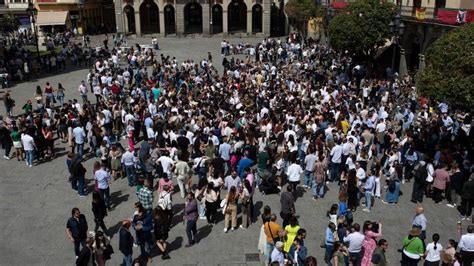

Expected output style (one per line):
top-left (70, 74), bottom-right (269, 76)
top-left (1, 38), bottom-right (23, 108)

top-left (303, 147), bottom-right (317, 189)
top-left (73, 122), bottom-right (86, 161)
top-left (329, 139), bottom-right (343, 182)
top-left (355, 162), bottom-right (366, 185)
top-left (459, 225), bottom-right (474, 265)
top-left (343, 223), bottom-right (365, 265)
top-left (78, 81), bottom-right (88, 102)
top-left (21, 131), bottom-right (36, 167)
top-left (287, 159), bottom-right (303, 199)
top-left (156, 152), bottom-right (173, 176)
top-left (121, 148), bottom-right (137, 186)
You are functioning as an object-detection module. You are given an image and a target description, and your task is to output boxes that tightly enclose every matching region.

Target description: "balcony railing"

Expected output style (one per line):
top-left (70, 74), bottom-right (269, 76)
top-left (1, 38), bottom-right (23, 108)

top-left (37, 0), bottom-right (80, 4)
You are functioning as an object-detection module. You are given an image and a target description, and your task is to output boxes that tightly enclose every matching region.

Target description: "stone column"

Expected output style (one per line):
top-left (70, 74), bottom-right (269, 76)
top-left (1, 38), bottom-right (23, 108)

top-left (176, 4), bottom-right (185, 35)
top-left (246, 8), bottom-right (252, 34)
top-left (159, 10), bottom-right (165, 35)
top-left (262, 0), bottom-right (270, 36)
top-left (223, 10), bottom-right (228, 35)
top-left (135, 9), bottom-right (142, 36)
top-left (399, 48), bottom-right (407, 77)
top-left (203, 3), bottom-right (210, 35)
top-left (418, 54), bottom-right (426, 72)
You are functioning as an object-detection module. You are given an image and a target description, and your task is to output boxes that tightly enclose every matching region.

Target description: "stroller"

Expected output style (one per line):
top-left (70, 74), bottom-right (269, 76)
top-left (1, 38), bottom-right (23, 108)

top-left (258, 169), bottom-right (280, 195)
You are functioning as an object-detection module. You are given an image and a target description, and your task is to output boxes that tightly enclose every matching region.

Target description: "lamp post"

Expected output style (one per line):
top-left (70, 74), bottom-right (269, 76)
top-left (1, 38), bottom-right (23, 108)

top-left (389, 10), bottom-right (406, 73)
top-left (26, 2), bottom-right (39, 60)
top-left (326, 6), bottom-right (334, 46)
top-left (79, 1), bottom-right (85, 35)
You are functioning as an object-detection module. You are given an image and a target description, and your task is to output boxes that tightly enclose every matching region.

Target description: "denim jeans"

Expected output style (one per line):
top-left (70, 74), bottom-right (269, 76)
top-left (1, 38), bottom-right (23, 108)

top-left (311, 180), bottom-right (325, 198)
top-left (330, 162), bottom-right (340, 182)
top-left (303, 170), bottom-right (313, 187)
top-left (264, 242), bottom-right (274, 264)
top-left (124, 164), bottom-right (136, 186)
top-left (76, 143), bottom-right (84, 161)
top-left (99, 187), bottom-right (111, 208)
top-left (25, 150), bottom-right (34, 165)
top-left (365, 191), bottom-right (373, 210)
top-left (325, 244), bottom-right (334, 265)
top-left (74, 239), bottom-right (86, 256)
top-left (349, 251), bottom-right (361, 266)
top-left (186, 219), bottom-right (197, 244)
top-left (78, 175), bottom-right (85, 196)
top-left (122, 253), bottom-right (133, 266)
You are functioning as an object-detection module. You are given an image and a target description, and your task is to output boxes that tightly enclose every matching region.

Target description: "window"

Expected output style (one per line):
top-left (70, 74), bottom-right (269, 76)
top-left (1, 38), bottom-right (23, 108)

top-left (435, 0), bottom-right (446, 9)
top-left (413, 0), bottom-right (421, 8)
top-left (0, 0), bottom-right (5, 5)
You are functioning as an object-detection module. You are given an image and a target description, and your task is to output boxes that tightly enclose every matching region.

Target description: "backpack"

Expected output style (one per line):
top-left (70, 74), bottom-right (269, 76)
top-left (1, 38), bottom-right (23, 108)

top-left (388, 180), bottom-right (396, 192)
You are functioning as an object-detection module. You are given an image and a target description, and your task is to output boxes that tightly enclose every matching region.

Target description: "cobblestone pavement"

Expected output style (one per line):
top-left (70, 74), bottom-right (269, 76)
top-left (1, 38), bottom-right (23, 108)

top-left (0, 37), bottom-right (467, 266)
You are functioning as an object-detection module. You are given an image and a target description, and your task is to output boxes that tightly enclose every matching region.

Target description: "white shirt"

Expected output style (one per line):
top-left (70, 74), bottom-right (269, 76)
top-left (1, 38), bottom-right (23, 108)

top-left (157, 156), bottom-right (173, 174)
top-left (343, 232), bottom-right (365, 253)
top-left (330, 145), bottom-right (343, 163)
top-left (459, 233), bottom-right (474, 252)
top-left (425, 242), bottom-right (442, 262)
top-left (21, 134), bottom-right (35, 151)
top-left (286, 163), bottom-right (303, 182)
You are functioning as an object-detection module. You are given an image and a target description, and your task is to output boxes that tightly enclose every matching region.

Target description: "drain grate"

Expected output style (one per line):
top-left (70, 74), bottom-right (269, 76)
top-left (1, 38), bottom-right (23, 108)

top-left (245, 253), bottom-right (260, 262)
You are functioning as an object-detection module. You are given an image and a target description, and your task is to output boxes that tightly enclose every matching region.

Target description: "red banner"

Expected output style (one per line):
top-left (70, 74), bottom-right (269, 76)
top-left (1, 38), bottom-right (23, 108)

top-left (332, 2), bottom-right (349, 9)
top-left (436, 9), bottom-right (474, 25)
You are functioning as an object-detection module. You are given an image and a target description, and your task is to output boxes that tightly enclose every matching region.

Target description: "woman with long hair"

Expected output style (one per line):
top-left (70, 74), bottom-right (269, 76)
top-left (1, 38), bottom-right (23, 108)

top-left (346, 169), bottom-right (359, 211)
top-left (92, 230), bottom-right (110, 266)
top-left (424, 233), bottom-right (442, 266)
top-left (56, 83), bottom-right (65, 106)
top-left (92, 191), bottom-right (108, 234)
top-left (153, 207), bottom-right (171, 260)
top-left (223, 186), bottom-right (239, 233)
top-left (240, 179), bottom-right (253, 229)
top-left (284, 216), bottom-right (300, 253)
top-left (204, 183), bottom-right (218, 225)
top-left (361, 220), bottom-right (383, 265)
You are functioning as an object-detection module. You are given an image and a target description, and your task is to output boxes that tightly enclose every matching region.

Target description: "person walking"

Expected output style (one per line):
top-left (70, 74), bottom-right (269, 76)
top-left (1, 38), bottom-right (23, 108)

top-left (240, 179), bottom-right (253, 229)
top-left (66, 207), bottom-right (89, 258)
top-left (153, 207), bottom-right (171, 260)
top-left (91, 191), bottom-right (108, 235)
top-left (204, 183), bottom-right (219, 225)
top-left (94, 162), bottom-right (112, 210)
top-left (92, 231), bottom-right (111, 266)
top-left (132, 206), bottom-right (153, 260)
top-left (121, 147), bottom-right (137, 187)
top-left (459, 174), bottom-right (474, 221)
top-left (343, 223), bottom-right (365, 265)
top-left (73, 122), bottom-right (86, 161)
top-left (361, 221), bottom-right (383, 265)
top-left (184, 191), bottom-right (198, 247)
top-left (280, 185), bottom-right (295, 228)
top-left (119, 220), bottom-right (134, 266)
top-left (21, 129), bottom-right (36, 167)
top-left (0, 119), bottom-right (12, 160)
top-left (70, 153), bottom-right (87, 196)
top-left (173, 154), bottom-right (192, 198)
top-left (75, 237), bottom-right (95, 266)
top-left (412, 207), bottom-right (428, 242)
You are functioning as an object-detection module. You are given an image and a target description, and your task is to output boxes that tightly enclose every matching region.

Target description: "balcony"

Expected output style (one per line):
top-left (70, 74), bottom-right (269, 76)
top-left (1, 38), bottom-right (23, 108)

top-left (7, 2), bottom-right (28, 8)
top-left (37, 0), bottom-right (79, 4)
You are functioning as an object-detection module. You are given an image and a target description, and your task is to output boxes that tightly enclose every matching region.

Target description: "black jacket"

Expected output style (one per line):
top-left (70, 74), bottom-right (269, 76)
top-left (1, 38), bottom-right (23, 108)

top-left (76, 246), bottom-right (95, 266)
top-left (119, 227), bottom-right (133, 255)
top-left (92, 200), bottom-right (107, 220)
top-left (462, 179), bottom-right (474, 200)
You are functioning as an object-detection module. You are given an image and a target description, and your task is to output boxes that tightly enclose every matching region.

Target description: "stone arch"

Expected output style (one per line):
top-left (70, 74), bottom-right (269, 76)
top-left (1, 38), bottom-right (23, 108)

top-left (140, 0), bottom-right (160, 33)
top-left (123, 5), bottom-right (136, 34)
top-left (252, 4), bottom-right (262, 33)
top-left (228, 0), bottom-right (247, 32)
top-left (184, 2), bottom-right (203, 34)
top-left (211, 4), bottom-right (223, 34)
top-left (164, 4), bottom-right (176, 34)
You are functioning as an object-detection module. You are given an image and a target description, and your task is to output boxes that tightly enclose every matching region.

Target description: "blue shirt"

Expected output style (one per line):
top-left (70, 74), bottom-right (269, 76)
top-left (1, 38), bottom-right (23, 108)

top-left (325, 227), bottom-right (335, 246)
top-left (73, 127), bottom-right (85, 144)
top-left (95, 169), bottom-right (111, 189)
top-left (365, 175), bottom-right (376, 193)
top-left (237, 158), bottom-right (253, 178)
top-left (219, 143), bottom-right (231, 161)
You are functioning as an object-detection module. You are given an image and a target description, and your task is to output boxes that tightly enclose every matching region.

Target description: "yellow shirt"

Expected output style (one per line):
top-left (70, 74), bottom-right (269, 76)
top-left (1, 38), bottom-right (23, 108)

top-left (284, 224), bottom-right (301, 252)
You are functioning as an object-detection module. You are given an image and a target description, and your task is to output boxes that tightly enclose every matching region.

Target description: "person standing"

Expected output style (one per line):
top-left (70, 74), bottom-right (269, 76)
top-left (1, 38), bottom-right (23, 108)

top-left (70, 154), bottom-right (87, 196)
top-left (78, 80), bottom-right (88, 103)
top-left (432, 164), bottom-right (449, 204)
top-left (173, 154), bottom-right (192, 198)
top-left (286, 157), bottom-right (303, 199)
top-left (371, 239), bottom-right (388, 266)
top-left (303, 147), bottom-right (317, 189)
top-left (0, 119), bottom-right (12, 160)
top-left (424, 233), bottom-right (442, 266)
top-left (66, 207), bottom-right (89, 258)
top-left (73, 122), bottom-right (86, 161)
top-left (91, 191), bottom-right (108, 235)
top-left (412, 207), bottom-right (428, 242)
top-left (401, 228), bottom-right (425, 265)
top-left (361, 221), bottom-right (383, 266)
top-left (223, 186), bottom-right (239, 233)
top-left (21, 129), bottom-right (36, 167)
top-left (362, 171), bottom-right (376, 212)
top-left (94, 162), bottom-right (112, 210)
top-left (137, 179), bottom-right (154, 214)
top-left (458, 225), bottom-right (474, 266)
top-left (119, 220), bottom-right (134, 266)
top-left (459, 174), bottom-right (474, 221)
top-left (121, 147), bottom-right (137, 187)
top-left (343, 223), bottom-right (365, 266)
top-left (184, 191), bottom-right (198, 247)
top-left (264, 214), bottom-right (281, 264)
top-left (75, 237), bottom-right (95, 266)
top-left (280, 185), bottom-right (295, 228)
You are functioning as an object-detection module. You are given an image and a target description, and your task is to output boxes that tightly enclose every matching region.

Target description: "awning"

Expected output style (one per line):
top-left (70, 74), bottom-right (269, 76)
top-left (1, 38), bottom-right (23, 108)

top-left (332, 2), bottom-right (349, 9)
top-left (36, 11), bottom-right (69, 26)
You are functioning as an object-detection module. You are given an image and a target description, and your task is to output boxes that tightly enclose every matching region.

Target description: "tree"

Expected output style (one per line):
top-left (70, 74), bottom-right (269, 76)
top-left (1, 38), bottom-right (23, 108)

top-left (0, 14), bottom-right (20, 38)
top-left (285, 0), bottom-right (321, 33)
top-left (328, 0), bottom-right (396, 61)
top-left (416, 23), bottom-right (474, 110)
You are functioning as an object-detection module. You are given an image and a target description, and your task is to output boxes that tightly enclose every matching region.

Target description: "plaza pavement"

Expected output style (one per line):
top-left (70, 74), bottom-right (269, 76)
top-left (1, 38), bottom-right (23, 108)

top-left (0, 36), bottom-right (468, 266)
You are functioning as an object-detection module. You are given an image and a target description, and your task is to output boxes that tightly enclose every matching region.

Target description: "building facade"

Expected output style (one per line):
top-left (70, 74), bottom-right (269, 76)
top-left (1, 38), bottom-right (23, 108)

top-left (0, 0), bottom-right (30, 31)
top-left (114, 0), bottom-right (287, 36)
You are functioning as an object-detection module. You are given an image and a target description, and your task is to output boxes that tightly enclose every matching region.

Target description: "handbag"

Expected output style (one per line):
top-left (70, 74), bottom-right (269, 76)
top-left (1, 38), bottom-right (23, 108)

top-left (102, 244), bottom-right (114, 260)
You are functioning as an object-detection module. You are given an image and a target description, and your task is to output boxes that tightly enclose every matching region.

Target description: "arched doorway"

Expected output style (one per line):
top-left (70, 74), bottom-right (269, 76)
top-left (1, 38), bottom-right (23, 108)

top-left (124, 5), bottom-right (136, 34)
top-left (211, 4), bottom-right (223, 34)
top-left (252, 4), bottom-right (262, 33)
top-left (164, 5), bottom-right (176, 34)
top-left (270, 2), bottom-right (285, 36)
top-left (184, 2), bottom-right (203, 34)
top-left (228, 0), bottom-right (247, 32)
top-left (140, 0), bottom-right (159, 33)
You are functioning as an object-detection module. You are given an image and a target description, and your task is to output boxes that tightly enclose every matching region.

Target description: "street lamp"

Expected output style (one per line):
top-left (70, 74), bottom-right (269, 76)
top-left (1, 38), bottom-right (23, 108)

top-left (326, 6), bottom-right (334, 45)
top-left (26, 2), bottom-right (40, 60)
top-left (79, 1), bottom-right (85, 35)
top-left (390, 9), bottom-right (406, 72)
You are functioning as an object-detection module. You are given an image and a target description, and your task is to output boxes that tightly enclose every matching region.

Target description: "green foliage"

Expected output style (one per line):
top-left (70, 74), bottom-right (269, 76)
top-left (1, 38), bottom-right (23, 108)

top-left (285, 0), bottom-right (320, 22)
top-left (328, 0), bottom-right (396, 59)
top-left (0, 14), bottom-right (20, 37)
top-left (416, 23), bottom-right (474, 110)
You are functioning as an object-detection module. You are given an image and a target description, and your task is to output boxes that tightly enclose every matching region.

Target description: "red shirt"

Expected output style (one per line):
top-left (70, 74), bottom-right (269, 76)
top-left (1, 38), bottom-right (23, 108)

top-left (433, 168), bottom-right (449, 190)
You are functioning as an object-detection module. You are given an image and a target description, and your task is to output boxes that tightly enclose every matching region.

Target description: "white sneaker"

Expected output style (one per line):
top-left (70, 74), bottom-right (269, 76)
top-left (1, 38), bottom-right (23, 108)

top-left (239, 225), bottom-right (245, 229)
top-left (223, 228), bottom-right (228, 233)
top-left (230, 227), bottom-right (235, 231)
top-left (446, 204), bottom-right (455, 208)
top-left (381, 200), bottom-right (388, 204)
top-left (29, 164), bottom-right (32, 167)
top-left (362, 208), bottom-right (370, 213)
top-left (4, 155), bottom-right (10, 160)
top-left (133, 243), bottom-right (138, 248)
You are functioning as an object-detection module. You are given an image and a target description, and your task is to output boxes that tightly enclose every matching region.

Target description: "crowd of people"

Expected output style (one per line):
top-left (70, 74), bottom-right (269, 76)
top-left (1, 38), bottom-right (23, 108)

top-left (1, 31), bottom-right (473, 266)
